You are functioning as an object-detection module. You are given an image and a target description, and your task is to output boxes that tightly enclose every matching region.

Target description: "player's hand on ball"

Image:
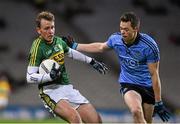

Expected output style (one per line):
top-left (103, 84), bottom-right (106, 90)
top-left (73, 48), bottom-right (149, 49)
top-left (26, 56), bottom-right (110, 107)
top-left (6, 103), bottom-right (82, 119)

top-left (50, 63), bottom-right (61, 80)
top-left (62, 35), bottom-right (78, 49)
top-left (154, 101), bottom-right (171, 122)
top-left (90, 58), bottom-right (108, 74)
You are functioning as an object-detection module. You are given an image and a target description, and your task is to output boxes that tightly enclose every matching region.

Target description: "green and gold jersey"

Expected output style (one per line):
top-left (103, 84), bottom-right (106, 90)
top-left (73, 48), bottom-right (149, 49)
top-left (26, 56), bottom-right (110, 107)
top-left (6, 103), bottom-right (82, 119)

top-left (28, 36), bottom-right (70, 85)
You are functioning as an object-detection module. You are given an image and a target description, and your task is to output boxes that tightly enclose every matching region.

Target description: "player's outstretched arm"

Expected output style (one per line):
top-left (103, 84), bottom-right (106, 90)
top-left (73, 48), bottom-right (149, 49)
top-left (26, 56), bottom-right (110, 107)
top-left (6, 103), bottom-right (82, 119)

top-left (62, 35), bottom-right (109, 53)
top-left (67, 48), bottom-right (108, 74)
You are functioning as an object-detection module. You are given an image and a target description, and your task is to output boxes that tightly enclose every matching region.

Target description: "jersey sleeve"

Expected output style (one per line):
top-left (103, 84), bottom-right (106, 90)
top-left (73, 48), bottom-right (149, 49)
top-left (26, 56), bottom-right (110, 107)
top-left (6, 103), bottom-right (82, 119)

top-left (144, 41), bottom-right (160, 63)
top-left (106, 32), bottom-right (121, 48)
top-left (28, 39), bottom-right (43, 66)
top-left (106, 35), bottom-right (114, 48)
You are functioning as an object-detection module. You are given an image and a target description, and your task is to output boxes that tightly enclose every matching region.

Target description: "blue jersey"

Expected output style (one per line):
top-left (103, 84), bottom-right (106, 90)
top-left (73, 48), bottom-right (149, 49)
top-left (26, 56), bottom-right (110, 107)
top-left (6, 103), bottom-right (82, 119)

top-left (107, 32), bottom-right (160, 87)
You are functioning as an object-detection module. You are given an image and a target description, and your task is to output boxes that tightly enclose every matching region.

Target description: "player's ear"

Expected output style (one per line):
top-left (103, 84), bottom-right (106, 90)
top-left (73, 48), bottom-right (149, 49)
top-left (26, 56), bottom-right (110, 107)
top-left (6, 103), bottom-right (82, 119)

top-left (36, 27), bottom-right (41, 34)
top-left (134, 26), bottom-right (139, 32)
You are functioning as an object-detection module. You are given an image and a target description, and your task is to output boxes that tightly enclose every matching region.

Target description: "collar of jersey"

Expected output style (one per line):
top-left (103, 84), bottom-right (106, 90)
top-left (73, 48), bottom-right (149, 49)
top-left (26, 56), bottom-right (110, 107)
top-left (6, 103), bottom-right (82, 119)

top-left (122, 33), bottom-right (141, 47)
top-left (40, 36), bottom-right (56, 45)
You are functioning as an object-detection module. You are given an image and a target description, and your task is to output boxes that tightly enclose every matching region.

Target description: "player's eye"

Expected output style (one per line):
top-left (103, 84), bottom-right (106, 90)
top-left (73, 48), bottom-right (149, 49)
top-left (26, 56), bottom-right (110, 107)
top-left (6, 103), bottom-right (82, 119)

top-left (51, 26), bottom-right (54, 29)
top-left (120, 28), bottom-right (129, 32)
top-left (44, 27), bottom-right (49, 30)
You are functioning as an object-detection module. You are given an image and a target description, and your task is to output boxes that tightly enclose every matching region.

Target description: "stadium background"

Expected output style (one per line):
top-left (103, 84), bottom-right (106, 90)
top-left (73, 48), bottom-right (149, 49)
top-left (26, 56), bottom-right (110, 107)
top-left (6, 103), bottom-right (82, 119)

top-left (0, 0), bottom-right (180, 122)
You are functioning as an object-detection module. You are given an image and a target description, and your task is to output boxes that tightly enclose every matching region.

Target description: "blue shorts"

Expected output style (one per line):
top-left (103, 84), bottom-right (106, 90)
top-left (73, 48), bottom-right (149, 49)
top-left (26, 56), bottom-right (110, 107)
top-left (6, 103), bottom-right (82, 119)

top-left (120, 83), bottom-right (155, 105)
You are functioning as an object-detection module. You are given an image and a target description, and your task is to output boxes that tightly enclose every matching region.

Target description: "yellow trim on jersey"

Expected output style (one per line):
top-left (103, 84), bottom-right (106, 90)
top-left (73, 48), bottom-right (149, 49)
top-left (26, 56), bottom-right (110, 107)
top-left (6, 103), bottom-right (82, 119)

top-left (33, 39), bottom-right (41, 65)
top-left (29, 38), bottom-right (41, 66)
top-left (29, 40), bottom-right (37, 65)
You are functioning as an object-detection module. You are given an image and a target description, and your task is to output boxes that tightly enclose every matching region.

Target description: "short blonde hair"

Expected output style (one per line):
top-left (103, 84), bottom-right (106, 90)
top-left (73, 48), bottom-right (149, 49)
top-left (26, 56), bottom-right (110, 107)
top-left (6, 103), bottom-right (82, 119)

top-left (36, 11), bottom-right (55, 28)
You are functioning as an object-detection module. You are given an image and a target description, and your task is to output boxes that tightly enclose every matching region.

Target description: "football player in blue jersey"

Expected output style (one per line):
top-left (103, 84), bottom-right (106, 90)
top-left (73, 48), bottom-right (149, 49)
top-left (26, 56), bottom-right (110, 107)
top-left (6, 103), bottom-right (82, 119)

top-left (63, 11), bottom-right (170, 123)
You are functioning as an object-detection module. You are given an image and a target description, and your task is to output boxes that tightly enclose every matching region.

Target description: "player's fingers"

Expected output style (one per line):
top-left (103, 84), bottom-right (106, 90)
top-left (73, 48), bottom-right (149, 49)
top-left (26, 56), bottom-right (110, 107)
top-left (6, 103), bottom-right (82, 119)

top-left (160, 116), bottom-right (165, 122)
top-left (52, 63), bottom-right (56, 69)
top-left (165, 110), bottom-right (171, 117)
top-left (165, 112), bottom-right (170, 118)
top-left (164, 112), bottom-right (170, 120)
top-left (98, 68), bottom-right (104, 74)
top-left (99, 66), bottom-right (107, 74)
top-left (67, 35), bottom-right (73, 42)
top-left (159, 114), bottom-right (166, 122)
top-left (161, 112), bottom-right (170, 122)
top-left (99, 63), bottom-right (108, 74)
top-left (163, 114), bottom-right (169, 122)
top-left (102, 63), bottom-right (108, 70)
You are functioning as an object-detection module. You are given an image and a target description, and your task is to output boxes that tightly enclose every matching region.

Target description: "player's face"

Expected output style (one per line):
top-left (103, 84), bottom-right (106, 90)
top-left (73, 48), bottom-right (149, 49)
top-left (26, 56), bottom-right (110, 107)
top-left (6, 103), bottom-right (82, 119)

top-left (120, 21), bottom-right (138, 44)
top-left (37, 19), bottom-right (55, 43)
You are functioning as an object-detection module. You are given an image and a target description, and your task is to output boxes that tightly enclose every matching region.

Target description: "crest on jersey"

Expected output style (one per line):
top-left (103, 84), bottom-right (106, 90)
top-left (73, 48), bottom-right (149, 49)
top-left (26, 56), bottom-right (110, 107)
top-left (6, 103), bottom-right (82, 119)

top-left (132, 50), bottom-right (142, 59)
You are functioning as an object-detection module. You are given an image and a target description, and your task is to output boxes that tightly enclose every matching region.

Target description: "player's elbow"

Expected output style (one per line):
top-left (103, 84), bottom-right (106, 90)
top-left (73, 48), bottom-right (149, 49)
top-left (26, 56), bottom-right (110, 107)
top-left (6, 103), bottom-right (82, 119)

top-left (98, 42), bottom-right (108, 53)
top-left (98, 46), bottom-right (105, 53)
top-left (26, 73), bottom-right (31, 83)
top-left (94, 43), bottom-right (105, 53)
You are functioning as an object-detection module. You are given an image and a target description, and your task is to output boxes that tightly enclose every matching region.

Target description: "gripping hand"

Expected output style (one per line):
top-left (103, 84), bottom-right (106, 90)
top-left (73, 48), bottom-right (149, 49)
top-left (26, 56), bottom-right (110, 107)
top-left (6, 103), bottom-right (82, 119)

top-left (50, 63), bottom-right (61, 80)
top-left (90, 58), bottom-right (108, 74)
top-left (154, 101), bottom-right (171, 122)
top-left (62, 35), bottom-right (78, 49)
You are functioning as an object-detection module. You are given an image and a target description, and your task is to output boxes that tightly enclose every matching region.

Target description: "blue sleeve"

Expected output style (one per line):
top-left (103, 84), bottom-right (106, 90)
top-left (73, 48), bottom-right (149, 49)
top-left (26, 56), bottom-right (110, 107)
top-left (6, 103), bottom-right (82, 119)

top-left (107, 32), bottom-right (121, 49)
top-left (107, 40), bottom-right (113, 48)
top-left (145, 43), bottom-right (160, 63)
top-left (106, 35), bottom-right (115, 48)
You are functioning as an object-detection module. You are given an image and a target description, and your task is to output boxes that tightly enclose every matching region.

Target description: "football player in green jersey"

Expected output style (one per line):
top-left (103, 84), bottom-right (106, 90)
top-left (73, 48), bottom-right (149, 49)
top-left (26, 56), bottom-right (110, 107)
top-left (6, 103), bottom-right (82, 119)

top-left (26, 11), bottom-right (108, 123)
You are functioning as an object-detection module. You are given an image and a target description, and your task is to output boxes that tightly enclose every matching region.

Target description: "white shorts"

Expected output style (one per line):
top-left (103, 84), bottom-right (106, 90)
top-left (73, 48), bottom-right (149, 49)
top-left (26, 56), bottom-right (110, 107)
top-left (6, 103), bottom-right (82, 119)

top-left (39, 84), bottom-right (89, 112)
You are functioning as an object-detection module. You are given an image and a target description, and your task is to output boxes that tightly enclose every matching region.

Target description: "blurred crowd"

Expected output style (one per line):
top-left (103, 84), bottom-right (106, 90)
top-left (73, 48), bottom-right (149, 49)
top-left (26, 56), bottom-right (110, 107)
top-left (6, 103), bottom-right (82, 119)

top-left (0, 71), bottom-right (11, 110)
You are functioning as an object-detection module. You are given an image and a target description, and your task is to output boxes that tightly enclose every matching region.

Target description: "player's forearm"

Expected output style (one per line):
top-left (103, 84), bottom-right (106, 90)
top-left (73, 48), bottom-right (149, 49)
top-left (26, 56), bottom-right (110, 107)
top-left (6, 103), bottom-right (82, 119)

top-left (152, 72), bottom-right (162, 102)
top-left (77, 43), bottom-right (104, 53)
top-left (26, 66), bottom-right (52, 84)
top-left (67, 48), bottom-right (92, 64)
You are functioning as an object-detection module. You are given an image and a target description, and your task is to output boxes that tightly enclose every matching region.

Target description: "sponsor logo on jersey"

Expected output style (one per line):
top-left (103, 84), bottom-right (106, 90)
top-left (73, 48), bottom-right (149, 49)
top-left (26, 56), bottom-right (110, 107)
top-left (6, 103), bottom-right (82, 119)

top-left (50, 51), bottom-right (64, 65)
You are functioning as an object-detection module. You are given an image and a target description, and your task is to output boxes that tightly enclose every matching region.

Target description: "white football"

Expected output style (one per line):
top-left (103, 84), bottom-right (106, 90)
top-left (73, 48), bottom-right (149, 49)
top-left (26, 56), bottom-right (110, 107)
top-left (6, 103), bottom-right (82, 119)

top-left (39, 59), bottom-right (60, 74)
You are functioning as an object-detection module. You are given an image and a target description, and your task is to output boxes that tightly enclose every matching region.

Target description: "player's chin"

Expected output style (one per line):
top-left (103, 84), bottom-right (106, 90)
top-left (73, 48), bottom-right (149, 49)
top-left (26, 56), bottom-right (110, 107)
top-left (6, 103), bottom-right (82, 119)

top-left (122, 35), bottom-right (127, 38)
top-left (49, 36), bottom-right (54, 39)
top-left (46, 37), bottom-right (53, 42)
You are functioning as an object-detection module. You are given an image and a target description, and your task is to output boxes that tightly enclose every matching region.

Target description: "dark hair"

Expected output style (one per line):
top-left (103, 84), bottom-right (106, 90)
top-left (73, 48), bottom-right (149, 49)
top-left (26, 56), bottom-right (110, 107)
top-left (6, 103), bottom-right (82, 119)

top-left (120, 12), bottom-right (140, 29)
top-left (36, 11), bottom-right (55, 28)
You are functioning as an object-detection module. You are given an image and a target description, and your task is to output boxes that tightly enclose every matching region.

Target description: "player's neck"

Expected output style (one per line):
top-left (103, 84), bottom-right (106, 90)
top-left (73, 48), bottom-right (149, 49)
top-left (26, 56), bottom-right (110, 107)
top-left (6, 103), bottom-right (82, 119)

top-left (125, 32), bottom-right (138, 45)
top-left (131, 32), bottom-right (138, 43)
top-left (40, 36), bottom-right (53, 44)
top-left (46, 40), bottom-right (53, 44)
